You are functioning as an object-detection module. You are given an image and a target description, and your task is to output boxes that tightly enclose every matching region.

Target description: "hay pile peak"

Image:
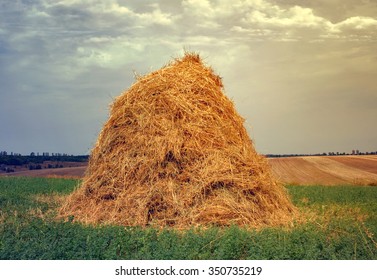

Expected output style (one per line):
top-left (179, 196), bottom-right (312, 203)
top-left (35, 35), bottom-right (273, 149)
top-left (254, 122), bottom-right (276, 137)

top-left (60, 53), bottom-right (296, 228)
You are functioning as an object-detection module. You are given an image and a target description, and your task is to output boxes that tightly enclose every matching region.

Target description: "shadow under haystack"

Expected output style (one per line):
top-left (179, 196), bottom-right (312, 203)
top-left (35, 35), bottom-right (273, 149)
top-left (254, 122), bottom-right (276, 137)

top-left (60, 53), bottom-right (296, 228)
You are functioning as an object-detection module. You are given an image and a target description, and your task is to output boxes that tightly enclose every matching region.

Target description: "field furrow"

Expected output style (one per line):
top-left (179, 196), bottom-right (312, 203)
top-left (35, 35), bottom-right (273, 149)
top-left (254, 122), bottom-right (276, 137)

top-left (303, 156), bottom-right (377, 184)
top-left (269, 157), bottom-right (348, 185)
top-left (268, 155), bottom-right (377, 185)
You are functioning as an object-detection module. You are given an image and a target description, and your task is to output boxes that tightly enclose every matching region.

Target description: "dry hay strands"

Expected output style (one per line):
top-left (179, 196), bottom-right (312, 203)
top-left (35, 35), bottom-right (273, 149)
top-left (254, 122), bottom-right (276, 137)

top-left (59, 52), bottom-right (297, 229)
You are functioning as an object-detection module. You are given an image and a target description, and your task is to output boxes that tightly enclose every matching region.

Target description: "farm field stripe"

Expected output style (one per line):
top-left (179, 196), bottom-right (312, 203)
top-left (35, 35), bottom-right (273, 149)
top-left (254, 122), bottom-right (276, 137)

top-left (269, 157), bottom-right (347, 185)
top-left (325, 156), bottom-right (377, 175)
top-left (303, 156), bottom-right (377, 183)
top-left (345, 155), bottom-right (377, 162)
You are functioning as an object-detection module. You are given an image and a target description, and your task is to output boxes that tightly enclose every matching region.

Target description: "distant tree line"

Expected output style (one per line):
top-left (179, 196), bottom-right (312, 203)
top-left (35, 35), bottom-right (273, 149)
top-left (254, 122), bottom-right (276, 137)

top-left (0, 151), bottom-right (88, 166)
top-left (1, 149), bottom-right (376, 163)
top-left (266, 150), bottom-right (377, 158)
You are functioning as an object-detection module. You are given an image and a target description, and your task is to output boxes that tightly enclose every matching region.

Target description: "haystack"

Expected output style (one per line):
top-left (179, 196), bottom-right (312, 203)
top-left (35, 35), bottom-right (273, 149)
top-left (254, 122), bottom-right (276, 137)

top-left (60, 53), bottom-right (296, 228)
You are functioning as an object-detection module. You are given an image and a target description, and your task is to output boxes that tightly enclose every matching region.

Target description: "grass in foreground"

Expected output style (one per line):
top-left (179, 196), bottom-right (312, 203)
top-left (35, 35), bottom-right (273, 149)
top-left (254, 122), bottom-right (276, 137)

top-left (0, 177), bottom-right (376, 259)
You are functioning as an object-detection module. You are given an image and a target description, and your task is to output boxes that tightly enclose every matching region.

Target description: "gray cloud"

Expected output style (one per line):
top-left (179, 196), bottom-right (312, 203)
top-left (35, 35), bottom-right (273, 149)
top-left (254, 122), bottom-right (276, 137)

top-left (1, 0), bottom-right (376, 155)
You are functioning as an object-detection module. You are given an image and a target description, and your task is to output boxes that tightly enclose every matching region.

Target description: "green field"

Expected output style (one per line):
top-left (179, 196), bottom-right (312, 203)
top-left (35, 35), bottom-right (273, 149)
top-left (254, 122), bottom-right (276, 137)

top-left (0, 177), bottom-right (376, 259)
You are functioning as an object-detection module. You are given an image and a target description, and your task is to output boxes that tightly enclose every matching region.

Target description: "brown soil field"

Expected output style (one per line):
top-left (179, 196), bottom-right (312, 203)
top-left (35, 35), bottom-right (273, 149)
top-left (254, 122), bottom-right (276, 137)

top-left (2, 155), bottom-right (377, 185)
top-left (269, 155), bottom-right (377, 185)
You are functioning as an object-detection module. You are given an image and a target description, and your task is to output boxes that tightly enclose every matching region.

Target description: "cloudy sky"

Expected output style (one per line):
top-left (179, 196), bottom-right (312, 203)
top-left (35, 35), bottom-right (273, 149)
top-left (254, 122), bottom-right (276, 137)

top-left (1, 0), bottom-right (376, 155)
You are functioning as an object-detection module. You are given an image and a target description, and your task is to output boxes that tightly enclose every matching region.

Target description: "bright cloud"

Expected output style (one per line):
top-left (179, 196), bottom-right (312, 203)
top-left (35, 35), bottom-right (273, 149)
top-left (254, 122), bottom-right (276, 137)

top-left (245, 6), bottom-right (329, 28)
top-left (182, 0), bottom-right (377, 41)
top-left (333, 16), bottom-right (377, 31)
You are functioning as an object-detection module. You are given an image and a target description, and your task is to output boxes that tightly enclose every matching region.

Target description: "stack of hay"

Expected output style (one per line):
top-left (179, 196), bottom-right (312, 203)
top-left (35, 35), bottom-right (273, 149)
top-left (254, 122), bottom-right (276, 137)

top-left (60, 53), bottom-right (296, 228)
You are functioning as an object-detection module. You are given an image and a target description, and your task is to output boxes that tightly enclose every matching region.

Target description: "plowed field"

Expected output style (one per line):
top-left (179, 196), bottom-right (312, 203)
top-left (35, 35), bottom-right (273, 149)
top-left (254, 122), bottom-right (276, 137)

top-left (269, 155), bottom-right (377, 185)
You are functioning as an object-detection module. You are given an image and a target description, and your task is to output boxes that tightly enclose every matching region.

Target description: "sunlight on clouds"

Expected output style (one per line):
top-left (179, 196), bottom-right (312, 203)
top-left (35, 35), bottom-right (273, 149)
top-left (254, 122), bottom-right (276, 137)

top-left (245, 8), bottom-right (325, 28)
top-left (333, 16), bottom-right (377, 31)
top-left (279, 6), bottom-right (329, 28)
top-left (182, 0), bottom-right (377, 41)
top-left (108, 2), bottom-right (176, 26)
top-left (243, 5), bottom-right (323, 28)
top-left (182, 0), bottom-right (214, 17)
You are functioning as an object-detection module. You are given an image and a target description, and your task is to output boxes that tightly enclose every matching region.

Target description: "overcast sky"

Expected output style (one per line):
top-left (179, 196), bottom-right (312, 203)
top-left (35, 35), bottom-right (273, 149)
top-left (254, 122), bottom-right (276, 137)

top-left (1, 0), bottom-right (376, 155)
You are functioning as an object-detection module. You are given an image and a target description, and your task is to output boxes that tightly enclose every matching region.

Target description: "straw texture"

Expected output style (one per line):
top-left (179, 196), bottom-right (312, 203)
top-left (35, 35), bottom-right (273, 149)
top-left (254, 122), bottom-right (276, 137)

top-left (59, 53), bottom-right (296, 228)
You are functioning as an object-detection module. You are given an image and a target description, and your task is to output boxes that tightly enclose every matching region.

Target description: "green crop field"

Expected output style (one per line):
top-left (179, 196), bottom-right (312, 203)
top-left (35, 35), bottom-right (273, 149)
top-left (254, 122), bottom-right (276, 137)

top-left (0, 177), bottom-right (376, 260)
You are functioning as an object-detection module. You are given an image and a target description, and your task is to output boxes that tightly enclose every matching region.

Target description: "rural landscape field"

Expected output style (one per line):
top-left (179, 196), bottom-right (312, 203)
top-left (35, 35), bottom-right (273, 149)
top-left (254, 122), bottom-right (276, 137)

top-left (3, 155), bottom-right (377, 186)
top-left (1, 2), bottom-right (377, 275)
top-left (1, 155), bottom-right (376, 260)
top-left (270, 155), bottom-right (377, 186)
